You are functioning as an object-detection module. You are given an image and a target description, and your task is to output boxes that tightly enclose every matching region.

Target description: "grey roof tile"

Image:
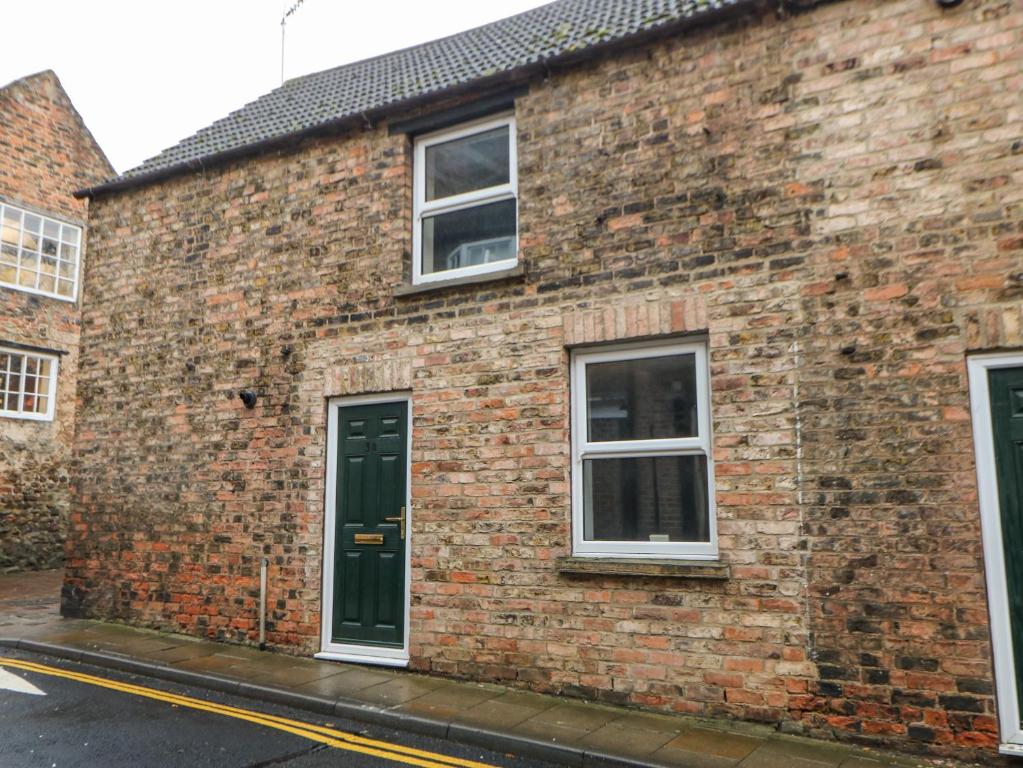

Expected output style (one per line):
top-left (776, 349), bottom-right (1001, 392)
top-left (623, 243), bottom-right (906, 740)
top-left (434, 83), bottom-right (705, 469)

top-left (101, 0), bottom-right (748, 191)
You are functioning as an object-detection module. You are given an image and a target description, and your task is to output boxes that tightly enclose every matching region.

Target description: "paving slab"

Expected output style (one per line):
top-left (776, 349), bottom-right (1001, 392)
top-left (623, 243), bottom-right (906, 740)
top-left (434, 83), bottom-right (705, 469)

top-left (524, 702), bottom-right (622, 732)
top-left (837, 759), bottom-right (884, 768)
top-left (745, 737), bottom-right (859, 766)
top-left (610, 711), bottom-right (687, 735)
top-left (147, 643), bottom-right (222, 663)
top-left (248, 663), bottom-right (354, 688)
top-left (580, 722), bottom-right (679, 758)
top-left (173, 653), bottom-right (251, 675)
top-left (207, 646), bottom-right (269, 662)
top-left (95, 637), bottom-right (182, 656)
top-left (14, 626), bottom-right (99, 643)
top-left (354, 676), bottom-right (451, 707)
top-left (219, 653), bottom-right (308, 673)
top-left (738, 750), bottom-right (837, 768)
top-left (405, 682), bottom-right (505, 711)
top-left (449, 698), bottom-right (553, 730)
top-left (316, 667), bottom-right (397, 691)
top-left (294, 671), bottom-right (387, 701)
top-left (395, 698), bottom-right (471, 722)
top-left (651, 745), bottom-right (740, 768)
top-left (664, 727), bottom-right (764, 760)
top-left (513, 716), bottom-right (592, 746)
top-left (76, 639), bottom-right (150, 655)
top-left (494, 689), bottom-right (562, 711)
top-left (77, 622), bottom-right (154, 639)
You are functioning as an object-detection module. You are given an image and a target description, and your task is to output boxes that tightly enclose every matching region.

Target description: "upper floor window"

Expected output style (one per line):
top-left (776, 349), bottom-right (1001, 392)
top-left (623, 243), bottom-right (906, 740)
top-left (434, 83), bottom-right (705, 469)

top-left (412, 114), bottom-right (517, 284)
top-left (0, 202), bottom-right (81, 301)
top-left (0, 346), bottom-right (59, 421)
top-left (570, 339), bottom-right (717, 559)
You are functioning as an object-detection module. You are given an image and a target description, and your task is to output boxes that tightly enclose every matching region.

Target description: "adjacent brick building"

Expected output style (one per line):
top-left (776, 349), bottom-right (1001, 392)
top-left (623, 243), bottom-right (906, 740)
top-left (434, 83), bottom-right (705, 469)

top-left (0, 70), bottom-right (112, 571)
top-left (66, 0), bottom-right (1023, 760)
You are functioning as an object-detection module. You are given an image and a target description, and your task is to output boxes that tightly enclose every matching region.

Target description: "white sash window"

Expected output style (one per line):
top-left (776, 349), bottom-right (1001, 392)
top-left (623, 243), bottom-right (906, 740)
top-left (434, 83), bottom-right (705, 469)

top-left (412, 114), bottom-right (517, 284)
top-left (571, 340), bottom-right (717, 559)
top-left (0, 347), bottom-right (59, 421)
top-left (0, 203), bottom-right (81, 301)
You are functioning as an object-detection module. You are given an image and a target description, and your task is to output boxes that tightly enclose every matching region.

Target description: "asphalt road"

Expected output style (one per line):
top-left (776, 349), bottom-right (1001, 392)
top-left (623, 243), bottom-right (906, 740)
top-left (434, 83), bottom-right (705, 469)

top-left (0, 650), bottom-right (558, 768)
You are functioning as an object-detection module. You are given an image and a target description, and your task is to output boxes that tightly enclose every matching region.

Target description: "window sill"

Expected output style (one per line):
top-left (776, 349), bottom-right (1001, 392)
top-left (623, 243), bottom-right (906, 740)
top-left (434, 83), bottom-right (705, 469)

top-left (394, 264), bottom-right (524, 297)
top-left (557, 556), bottom-right (729, 580)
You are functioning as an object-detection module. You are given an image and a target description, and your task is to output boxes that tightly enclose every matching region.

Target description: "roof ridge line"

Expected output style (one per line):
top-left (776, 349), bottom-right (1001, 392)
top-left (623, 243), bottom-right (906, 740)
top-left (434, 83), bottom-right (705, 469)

top-left (282, 0), bottom-right (567, 88)
top-left (79, 0), bottom-right (763, 197)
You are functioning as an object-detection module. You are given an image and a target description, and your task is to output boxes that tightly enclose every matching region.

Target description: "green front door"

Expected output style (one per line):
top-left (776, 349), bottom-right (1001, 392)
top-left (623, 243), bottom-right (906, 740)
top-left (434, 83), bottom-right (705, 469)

top-left (991, 367), bottom-right (1023, 716)
top-left (331, 401), bottom-right (408, 648)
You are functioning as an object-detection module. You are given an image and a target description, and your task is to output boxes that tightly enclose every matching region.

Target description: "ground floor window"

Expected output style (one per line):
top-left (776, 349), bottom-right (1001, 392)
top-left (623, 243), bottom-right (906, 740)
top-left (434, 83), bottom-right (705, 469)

top-left (0, 346), bottom-right (58, 421)
top-left (570, 338), bottom-right (716, 559)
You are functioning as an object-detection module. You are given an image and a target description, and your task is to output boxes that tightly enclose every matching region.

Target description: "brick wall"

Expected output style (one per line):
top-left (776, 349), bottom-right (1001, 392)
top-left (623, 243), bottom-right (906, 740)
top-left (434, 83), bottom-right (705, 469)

top-left (790, 0), bottom-right (1021, 751)
top-left (65, 0), bottom-right (1023, 759)
top-left (0, 70), bottom-right (112, 570)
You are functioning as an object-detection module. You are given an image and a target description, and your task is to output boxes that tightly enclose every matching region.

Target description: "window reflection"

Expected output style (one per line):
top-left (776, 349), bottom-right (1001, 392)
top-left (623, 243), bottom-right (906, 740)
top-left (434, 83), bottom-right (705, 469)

top-left (0, 203), bottom-right (79, 300)
top-left (586, 353), bottom-right (697, 442)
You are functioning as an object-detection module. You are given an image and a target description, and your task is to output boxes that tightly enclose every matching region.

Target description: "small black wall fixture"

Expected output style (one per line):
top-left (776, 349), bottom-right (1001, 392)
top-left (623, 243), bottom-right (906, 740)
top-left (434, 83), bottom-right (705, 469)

top-left (239, 390), bottom-right (258, 409)
top-left (936, 0), bottom-right (963, 7)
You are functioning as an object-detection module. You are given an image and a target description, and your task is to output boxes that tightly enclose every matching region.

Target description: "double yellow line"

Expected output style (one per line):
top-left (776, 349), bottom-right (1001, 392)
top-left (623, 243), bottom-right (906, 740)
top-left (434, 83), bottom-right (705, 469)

top-left (0, 656), bottom-right (496, 768)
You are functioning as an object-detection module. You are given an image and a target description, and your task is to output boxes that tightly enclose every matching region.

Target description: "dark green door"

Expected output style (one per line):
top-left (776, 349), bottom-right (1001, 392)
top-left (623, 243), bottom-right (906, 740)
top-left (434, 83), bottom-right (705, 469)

top-left (991, 367), bottom-right (1023, 717)
top-left (332, 401), bottom-right (408, 647)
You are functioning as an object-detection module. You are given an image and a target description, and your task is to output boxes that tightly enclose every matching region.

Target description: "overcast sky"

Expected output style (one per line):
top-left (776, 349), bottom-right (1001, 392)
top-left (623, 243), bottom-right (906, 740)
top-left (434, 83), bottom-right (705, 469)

top-left (2, 1), bottom-right (549, 174)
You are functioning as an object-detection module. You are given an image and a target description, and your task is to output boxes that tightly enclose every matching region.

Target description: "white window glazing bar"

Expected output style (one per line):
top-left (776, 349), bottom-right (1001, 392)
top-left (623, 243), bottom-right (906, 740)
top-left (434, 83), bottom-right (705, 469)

top-left (0, 201), bottom-right (81, 303)
top-left (17, 353), bottom-right (26, 414)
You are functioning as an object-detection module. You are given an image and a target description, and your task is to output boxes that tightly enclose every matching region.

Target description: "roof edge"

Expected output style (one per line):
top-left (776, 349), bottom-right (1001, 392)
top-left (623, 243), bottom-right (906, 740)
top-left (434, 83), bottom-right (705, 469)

top-left (46, 71), bottom-right (116, 179)
top-left (3, 69), bottom-right (115, 182)
top-left (0, 68), bottom-right (58, 94)
top-left (76, 0), bottom-right (764, 200)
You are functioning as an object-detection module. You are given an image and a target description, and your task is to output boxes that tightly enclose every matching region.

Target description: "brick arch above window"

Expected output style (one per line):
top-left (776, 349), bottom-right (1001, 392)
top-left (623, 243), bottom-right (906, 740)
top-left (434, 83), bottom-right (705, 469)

top-left (562, 295), bottom-right (707, 347)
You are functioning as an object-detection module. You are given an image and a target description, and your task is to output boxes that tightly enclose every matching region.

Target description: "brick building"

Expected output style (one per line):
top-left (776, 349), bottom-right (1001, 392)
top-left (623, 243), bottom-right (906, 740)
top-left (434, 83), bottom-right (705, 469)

top-left (67, 0), bottom-right (1023, 759)
top-left (0, 70), bottom-right (112, 571)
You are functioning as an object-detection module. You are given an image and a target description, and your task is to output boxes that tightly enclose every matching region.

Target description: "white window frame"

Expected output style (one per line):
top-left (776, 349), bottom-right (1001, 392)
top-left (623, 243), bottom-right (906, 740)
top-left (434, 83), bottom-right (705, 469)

top-left (0, 346), bottom-right (59, 422)
top-left (412, 113), bottom-right (518, 285)
top-left (0, 201), bottom-right (82, 303)
top-left (570, 339), bottom-right (717, 560)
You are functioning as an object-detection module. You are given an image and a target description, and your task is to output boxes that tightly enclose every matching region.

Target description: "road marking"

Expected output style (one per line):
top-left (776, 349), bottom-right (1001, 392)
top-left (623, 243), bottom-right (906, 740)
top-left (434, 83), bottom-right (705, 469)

top-left (0, 657), bottom-right (496, 768)
top-left (0, 667), bottom-right (46, 696)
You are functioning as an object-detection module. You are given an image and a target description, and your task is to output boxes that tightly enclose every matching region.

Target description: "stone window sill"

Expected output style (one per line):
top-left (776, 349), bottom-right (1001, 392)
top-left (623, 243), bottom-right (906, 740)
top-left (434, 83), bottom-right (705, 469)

top-left (393, 264), bottom-right (525, 298)
top-left (556, 556), bottom-right (730, 580)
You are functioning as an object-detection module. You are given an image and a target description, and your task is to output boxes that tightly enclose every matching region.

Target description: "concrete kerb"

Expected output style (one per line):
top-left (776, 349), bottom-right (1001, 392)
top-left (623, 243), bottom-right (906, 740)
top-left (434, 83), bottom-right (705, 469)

top-left (0, 636), bottom-right (634, 768)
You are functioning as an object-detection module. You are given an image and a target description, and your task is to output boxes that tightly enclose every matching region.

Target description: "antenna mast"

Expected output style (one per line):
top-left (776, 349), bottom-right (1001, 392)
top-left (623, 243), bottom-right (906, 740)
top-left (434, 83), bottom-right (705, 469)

top-left (280, 0), bottom-right (306, 84)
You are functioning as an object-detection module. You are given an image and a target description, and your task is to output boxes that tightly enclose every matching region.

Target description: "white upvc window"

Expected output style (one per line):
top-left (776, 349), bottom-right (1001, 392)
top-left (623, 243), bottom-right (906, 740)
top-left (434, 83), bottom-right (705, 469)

top-left (412, 114), bottom-right (517, 285)
top-left (0, 347), bottom-right (59, 421)
top-left (0, 202), bottom-right (81, 302)
top-left (570, 339), bottom-right (717, 559)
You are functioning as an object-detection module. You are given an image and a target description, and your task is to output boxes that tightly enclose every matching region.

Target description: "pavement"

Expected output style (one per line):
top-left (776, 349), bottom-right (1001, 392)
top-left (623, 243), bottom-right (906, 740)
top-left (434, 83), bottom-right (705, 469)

top-left (0, 648), bottom-right (560, 768)
top-left (0, 570), bottom-right (944, 768)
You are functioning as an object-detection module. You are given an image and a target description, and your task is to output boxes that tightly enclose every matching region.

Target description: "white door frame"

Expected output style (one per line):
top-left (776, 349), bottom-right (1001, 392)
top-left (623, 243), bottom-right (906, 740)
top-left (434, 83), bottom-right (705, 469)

top-left (968, 352), bottom-right (1023, 754)
top-left (317, 392), bottom-right (412, 668)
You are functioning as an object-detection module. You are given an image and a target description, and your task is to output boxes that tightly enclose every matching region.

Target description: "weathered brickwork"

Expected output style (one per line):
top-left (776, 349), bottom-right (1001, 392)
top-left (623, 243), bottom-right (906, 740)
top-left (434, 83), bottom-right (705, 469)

top-left (65, 0), bottom-right (1022, 760)
top-left (0, 70), bottom-right (111, 571)
top-left (789, 0), bottom-right (1022, 753)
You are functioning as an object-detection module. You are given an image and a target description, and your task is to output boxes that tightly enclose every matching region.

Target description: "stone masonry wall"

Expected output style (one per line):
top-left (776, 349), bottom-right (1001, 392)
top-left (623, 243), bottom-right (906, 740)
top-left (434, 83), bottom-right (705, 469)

top-left (66, 0), bottom-right (1022, 759)
top-left (0, 70), bottom-right (112, 570)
